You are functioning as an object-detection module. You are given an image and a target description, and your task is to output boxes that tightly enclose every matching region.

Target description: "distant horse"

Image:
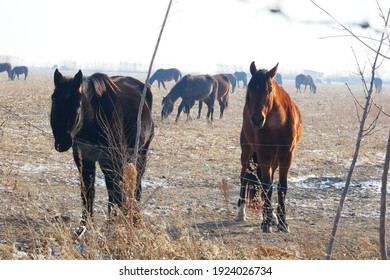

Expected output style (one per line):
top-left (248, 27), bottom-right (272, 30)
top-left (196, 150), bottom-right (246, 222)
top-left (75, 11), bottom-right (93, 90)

top-left (213, 74), bottom-right (230, 118)
top-left (275, 73), bottom-right (283, 85)
top-left (374, 77), bottom-right (383, 94)
top-left (161, 74), bottom-right (217, 122)
top-left (50, 69), bottom-right (154, 222)
top-left (0, 63), bottom-right (12, 79)
top-left (237, 62), bottom-right (302, 233)
top-left (224, 73), bottom-right (237, 93)
top-left (234, 71), bottom-right (248, 88)
top-left (295, 74), bottom-right (316, 93)
top-left (149, 68), bottom-right (182, 91)
top-left (11, 66), bottom-right (28, 80)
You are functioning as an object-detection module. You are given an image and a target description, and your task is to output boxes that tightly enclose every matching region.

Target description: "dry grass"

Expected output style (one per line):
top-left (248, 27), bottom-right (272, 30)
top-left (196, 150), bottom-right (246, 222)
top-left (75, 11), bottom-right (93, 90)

top-left (0, 70), bottom-right (389, 260)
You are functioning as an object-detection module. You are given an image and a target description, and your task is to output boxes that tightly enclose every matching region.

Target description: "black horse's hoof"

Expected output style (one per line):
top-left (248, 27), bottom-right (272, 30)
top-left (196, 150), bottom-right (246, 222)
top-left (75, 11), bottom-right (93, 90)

top-left (261, 223), bottom-right (273, 233)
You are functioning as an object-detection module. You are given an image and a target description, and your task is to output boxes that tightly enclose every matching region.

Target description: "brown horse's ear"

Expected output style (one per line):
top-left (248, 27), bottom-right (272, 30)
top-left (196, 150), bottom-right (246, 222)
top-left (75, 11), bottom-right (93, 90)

top-left (54, 69), bottom-right (63, 86)
top-left (73, 70), bottom-right (83, 89)
top-left (250, 61), bottom-right (257, 76)
top-left (268, 63), bottom-right (279, 79)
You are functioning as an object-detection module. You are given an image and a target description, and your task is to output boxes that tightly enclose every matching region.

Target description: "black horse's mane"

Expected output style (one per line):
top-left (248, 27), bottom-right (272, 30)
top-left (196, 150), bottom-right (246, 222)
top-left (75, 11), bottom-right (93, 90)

top-left (85, 73), bottom-right (120, 98)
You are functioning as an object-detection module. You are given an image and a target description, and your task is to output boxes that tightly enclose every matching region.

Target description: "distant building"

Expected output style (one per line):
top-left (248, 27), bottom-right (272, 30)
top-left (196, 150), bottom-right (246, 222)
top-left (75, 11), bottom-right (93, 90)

top-left (303, 70), bottom-right (323, 80)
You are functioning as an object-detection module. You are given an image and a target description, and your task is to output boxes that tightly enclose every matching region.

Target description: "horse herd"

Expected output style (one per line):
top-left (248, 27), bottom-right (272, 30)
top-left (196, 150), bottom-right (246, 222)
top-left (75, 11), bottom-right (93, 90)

top-left (48, 62), bottom-right (307, 234)
top-left (0, 62), bottom-right (28, 80)
top-left (2, 60), bottom-right (383, 234)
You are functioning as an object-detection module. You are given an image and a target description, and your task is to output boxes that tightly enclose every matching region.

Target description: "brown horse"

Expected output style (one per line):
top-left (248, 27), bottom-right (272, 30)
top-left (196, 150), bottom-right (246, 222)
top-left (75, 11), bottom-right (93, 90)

top-left (0, 63), bottom-right (12, 79)
top-left (50, 70), bottom-right (154, 223)
top-left (149, 68), bottom-right (182, 91)
top-left (161, 74), bottom-right (218, 122)
top-left (213, 74), bottom-right (230, 118)
top-left (237, 62), bottom-right (302, 233)
top-left (295, 74), bottom-right (316, 93)
top-left (11, 66), bottom-right (28, 80)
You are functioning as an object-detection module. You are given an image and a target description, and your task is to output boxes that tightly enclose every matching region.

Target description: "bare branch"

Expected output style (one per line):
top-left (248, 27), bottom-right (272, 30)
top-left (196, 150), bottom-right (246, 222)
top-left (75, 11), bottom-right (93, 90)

top-left (311, 0), bottom-right (390, 60)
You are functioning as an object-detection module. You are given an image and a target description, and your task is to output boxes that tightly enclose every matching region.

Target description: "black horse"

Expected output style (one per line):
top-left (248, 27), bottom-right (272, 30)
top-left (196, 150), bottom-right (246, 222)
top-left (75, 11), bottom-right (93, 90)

top-left (149, 68), bottom-right (182, 91)
top-left (295, 74), bottom-right (316, 93)
top-left (374, 77), bottom-right (383, 94)
top-left (161, 74), bottom-right (218, 122)
top-left (11, 66), bottom-right (28, 80)
top-left (0, 63), bottom-right (12, 79)
top-left (275, 73), bottom-right (283, 85)
top-left (224, 73), bottom-right (237, 93)
top-left (50, 69), bottom-right (154, 222)
top-left (234, 71), bottom-right (247, 88)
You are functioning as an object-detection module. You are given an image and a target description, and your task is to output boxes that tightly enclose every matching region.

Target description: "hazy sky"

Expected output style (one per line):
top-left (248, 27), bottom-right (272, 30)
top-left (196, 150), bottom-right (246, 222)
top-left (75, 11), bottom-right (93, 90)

top-left (1, 0), bottom-right (388, 77)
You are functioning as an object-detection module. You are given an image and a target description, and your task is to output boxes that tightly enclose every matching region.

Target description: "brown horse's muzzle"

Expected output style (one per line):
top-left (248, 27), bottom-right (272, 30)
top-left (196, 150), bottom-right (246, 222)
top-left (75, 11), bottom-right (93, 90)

top-left (250, 114), bottom-right (266, 129)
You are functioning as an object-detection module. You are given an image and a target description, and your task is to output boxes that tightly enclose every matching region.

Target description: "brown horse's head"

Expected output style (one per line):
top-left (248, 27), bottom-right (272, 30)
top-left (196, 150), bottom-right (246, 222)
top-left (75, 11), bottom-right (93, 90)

top-left (50, 69), bottom-right (83, 152)
top-left (247, 61), bottom-right (279, 129)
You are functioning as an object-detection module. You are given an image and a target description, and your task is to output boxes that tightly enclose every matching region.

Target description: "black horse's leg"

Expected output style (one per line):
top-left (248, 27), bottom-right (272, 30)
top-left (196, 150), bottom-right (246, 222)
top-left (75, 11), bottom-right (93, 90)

top-left (73, 150), bottom-right (96, 223)
top-left (162, 81), bottom-right (167, 91)
top-left (197, 101), bottom-right (203, 119)
top-left (206, 103), bottom-right (214, 122)
top-left (100, 162), bottom-right (123, 215)
top-left (176, 100), bottom-right (186, 122)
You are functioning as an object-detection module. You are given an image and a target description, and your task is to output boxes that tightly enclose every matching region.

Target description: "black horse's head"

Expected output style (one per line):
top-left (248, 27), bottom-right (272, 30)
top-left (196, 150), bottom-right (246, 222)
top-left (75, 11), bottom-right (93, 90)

top-left (247, 62), bottom-right (278, 129)
top-left (50, 69), bottom-right (83, 152)
top-left (161, 96), bottom-right (174, 119)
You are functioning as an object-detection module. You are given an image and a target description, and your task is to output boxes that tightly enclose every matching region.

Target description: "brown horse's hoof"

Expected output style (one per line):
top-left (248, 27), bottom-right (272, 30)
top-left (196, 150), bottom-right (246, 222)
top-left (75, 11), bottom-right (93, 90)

top-left (277, 224), bottom-right (290, 233)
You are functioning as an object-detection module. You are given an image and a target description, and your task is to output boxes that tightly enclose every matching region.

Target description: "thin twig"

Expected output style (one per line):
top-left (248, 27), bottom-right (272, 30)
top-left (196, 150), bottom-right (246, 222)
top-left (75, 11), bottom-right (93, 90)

top-left (133, 0), bottom-right (173, 165)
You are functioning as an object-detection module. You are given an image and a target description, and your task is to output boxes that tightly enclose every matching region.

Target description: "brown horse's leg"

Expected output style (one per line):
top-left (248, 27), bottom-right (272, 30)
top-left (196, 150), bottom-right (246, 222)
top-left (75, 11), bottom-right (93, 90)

top-left (236, 137), bottom-right (254, 221)
top-left (259, 164), bottom-right (274, 233)
top-left (277, 157), bottom-right (292, 233)
top-left (219, 99), bottom-right (225, 119)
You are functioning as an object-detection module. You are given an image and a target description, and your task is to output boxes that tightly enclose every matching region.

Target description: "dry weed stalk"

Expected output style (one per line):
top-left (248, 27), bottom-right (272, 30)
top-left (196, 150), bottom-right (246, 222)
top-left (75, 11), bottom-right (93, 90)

top-left (217, 178), bottom-right (229, 216)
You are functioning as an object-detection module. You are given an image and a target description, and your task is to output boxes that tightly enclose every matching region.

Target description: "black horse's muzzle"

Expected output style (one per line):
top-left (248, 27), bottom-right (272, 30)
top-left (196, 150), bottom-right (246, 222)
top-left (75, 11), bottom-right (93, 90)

top-left (54, 134), bottom-right (73, 152)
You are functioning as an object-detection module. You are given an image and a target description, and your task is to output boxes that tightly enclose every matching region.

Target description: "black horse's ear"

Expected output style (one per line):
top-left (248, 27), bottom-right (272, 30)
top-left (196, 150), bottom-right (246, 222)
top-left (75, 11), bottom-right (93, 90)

top-left (268, 63), bottom-right (279, 79)
top-left (250, 61), bottom-right (257, 76)
top-left (73, 70), bottom-right (83, 89)
top-left (54, 69), bottom-right (63, 86)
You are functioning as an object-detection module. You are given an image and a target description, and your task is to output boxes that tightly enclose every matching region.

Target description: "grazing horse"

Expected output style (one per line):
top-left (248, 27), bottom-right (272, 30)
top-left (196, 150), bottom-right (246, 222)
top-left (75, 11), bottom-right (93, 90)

top-left (374, 77), bottom-right (383, 94)
top-left (237, 62), bottom-right (302, 233)
top-left (161, 74), bottom-right (218, 122)
top-left (213, 74), bottom-right (230, 118)
top-left (11, 66), bottom-right (28, 80)
top-left (295, 74), bottom-right (316, 93)
top-left (149, 68), bottom-right (182, 91)
top-left (0, 63), bottom-right (12, 79)
top-left (234, 71), bottom-right (248, 88)
top-left (50, 69), bottom-right (154, 223)
top-left (224, 73), bottom-right (237, 93)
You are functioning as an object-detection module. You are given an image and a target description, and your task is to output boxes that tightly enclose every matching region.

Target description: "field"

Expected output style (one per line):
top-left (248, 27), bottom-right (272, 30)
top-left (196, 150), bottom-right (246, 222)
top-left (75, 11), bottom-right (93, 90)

top-left (0, 70), bottom-right (389, 260)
